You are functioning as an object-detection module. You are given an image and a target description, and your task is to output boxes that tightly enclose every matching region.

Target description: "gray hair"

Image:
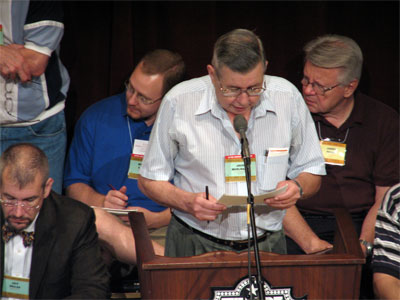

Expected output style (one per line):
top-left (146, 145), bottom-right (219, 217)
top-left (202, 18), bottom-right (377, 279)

top-left (212, 29), bottom-right (266, 76)
top-left (0, 143), bottom-right (49, 189)
top-left (304, 34), bottom-right (363, 84)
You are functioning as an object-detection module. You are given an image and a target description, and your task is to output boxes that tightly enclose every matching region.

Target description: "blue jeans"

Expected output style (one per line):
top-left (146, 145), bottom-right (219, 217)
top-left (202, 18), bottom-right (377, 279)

top-left (0, 111), bottom-right (67, 194)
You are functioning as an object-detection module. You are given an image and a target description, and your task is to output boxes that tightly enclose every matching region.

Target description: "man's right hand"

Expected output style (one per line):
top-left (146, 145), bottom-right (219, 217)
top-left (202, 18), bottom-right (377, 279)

top-left (188, 192), bottom-right (226, 221)
top-left (103, 186), bottom-right (128, 209)
top-left (0, 44), bottom-right (31, 82)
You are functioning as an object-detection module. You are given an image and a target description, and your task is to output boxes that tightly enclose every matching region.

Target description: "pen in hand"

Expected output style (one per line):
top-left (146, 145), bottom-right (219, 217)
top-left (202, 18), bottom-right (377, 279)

top-left (206, 186), bottom-right (209, 224)
top-left (107, 184), bottom-right (128, 208)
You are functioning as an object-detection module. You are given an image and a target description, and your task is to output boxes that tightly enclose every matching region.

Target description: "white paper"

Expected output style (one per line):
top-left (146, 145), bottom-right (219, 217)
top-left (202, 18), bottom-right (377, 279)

top-left (217, 184), bottom-right (288, 206)
top-left (91, 206), bottom-right (138, 216)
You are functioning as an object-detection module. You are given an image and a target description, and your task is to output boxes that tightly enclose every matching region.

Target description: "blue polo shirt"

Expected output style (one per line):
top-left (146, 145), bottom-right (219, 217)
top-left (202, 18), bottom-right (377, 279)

top-left (64, 92), bottom-right (166, 212)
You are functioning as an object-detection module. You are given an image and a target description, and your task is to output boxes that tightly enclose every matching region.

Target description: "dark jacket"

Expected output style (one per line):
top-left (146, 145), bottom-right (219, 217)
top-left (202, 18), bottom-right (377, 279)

top-left (0, 192), bottom-right (110, 299)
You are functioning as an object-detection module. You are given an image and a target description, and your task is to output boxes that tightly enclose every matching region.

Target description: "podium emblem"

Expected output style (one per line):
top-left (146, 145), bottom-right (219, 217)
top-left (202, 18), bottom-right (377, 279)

top-left (211, 277), bottom-right (307, 300)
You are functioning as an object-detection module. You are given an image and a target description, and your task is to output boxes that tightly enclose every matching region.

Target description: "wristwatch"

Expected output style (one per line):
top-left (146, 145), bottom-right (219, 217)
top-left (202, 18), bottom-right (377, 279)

top-left (291, 179), bottom-right (304, 198)
top-left (359, 239), bottom-right (373, 256)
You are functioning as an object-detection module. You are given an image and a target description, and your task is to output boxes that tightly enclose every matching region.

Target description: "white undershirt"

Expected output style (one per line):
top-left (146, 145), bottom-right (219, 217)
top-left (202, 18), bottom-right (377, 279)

top-left (3, 216), bottom-right (38, 300)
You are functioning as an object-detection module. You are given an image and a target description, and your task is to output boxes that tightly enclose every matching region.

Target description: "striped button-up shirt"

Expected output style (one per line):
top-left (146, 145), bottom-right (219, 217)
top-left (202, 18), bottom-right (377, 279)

top-left (141, 75), bottom-right (325, 240)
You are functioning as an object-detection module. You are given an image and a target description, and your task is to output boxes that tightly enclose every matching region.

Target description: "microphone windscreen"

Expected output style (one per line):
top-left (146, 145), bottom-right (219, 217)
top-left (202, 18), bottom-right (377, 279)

top-left (233, 115), bottom-right (247, 133)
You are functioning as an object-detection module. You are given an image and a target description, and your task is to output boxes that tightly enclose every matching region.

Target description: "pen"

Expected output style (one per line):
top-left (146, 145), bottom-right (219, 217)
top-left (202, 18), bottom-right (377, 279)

top-left (206, 186), bottom-right (209, 224)
top-left (108, 184), bottom-right (117, 190)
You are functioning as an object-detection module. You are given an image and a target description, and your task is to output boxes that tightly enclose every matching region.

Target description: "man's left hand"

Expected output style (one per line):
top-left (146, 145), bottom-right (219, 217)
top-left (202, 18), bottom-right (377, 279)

top-left (264, 180), bottom-right (301, 209)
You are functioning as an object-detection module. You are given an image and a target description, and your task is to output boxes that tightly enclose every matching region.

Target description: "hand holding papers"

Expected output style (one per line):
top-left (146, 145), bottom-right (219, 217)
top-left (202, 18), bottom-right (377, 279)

top-left (217, 184), bottom-right (288, 206)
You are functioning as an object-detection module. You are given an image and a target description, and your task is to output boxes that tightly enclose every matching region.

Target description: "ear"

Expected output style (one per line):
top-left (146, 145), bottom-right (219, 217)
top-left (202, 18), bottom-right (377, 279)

top-left (207, 64), bottom-right (219, 87)
top-left (43, 178), bottom-right (54, 198)
top-left (343, 79), bottom-right (359, 98)
top-left (264, 60), bottom-right (269, 72)
top-left (207, 64), bottom-right (216, 79)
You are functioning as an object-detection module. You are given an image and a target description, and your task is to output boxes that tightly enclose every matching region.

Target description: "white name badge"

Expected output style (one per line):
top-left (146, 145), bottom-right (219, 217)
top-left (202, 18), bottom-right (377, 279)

top-left (128, 139), bottom-right (148, 179)
top-left (2, 274), bottom-right (30, 299)
top-left (225, 154), bottom-right (256, 182)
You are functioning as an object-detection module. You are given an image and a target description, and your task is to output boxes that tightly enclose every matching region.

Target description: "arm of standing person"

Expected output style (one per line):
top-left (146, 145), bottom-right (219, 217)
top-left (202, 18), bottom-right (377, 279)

top-left (277, 173), bottom-right (333, 254)
top-left (264, 172), bottom-right (321, 209)
top-left (283, 205), bottom-right (333, 254)
top-left (0, 45), bottom-right (49, 82)
top-left (18, 47), bottom-right (49, 77)
top-left (0, 45), bottom-right (31, 81)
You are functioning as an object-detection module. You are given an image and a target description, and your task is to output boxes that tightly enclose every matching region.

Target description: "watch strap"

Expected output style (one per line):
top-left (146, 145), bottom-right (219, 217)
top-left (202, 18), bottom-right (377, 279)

top-left (291, 179), bottom-right (304, 198)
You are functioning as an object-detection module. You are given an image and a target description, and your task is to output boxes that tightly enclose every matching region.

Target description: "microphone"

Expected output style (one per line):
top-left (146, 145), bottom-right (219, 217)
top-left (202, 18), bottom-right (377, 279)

top-left (233, 115), bottom-right (250, 159)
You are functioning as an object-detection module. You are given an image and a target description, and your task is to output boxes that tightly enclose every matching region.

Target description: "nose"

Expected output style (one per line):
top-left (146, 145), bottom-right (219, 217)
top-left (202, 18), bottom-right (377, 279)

top-left (303, 83), bottom-right (316, 95)
top-left (236, 90), bottom-right (251, 105)
top-left (13, 202), bottom-right (25, 217)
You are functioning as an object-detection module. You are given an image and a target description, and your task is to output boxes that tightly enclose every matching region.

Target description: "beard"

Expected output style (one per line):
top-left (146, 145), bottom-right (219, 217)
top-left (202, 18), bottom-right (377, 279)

top-left (6, 215), bottom-right (33, 232)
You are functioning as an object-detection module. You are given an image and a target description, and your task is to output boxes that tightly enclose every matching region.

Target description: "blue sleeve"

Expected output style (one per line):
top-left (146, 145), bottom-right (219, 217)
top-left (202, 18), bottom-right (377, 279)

top-left (63, 109), bottom-right (96, 188)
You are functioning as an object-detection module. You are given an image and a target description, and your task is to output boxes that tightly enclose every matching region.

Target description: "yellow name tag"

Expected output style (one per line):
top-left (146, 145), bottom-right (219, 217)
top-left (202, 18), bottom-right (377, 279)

top-left (127, 154), bottom-right (143, 179)
top-left (225, 154), bottom-right (256, 182)
top-left (320, 140), bottom-right (346, 166)
top-left (127, 139), bottom-right (148, 179)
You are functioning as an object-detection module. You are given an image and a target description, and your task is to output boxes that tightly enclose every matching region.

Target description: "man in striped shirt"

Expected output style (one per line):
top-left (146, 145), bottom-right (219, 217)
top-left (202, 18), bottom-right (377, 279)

top-left (372, 183), bottom-right (400, 299)
top-left (138, 29), bottom-right (326, 257)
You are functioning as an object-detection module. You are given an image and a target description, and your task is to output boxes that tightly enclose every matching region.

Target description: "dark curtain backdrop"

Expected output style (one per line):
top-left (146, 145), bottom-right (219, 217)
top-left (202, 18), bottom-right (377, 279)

top-left (60, 1), bottom-right (399, 145)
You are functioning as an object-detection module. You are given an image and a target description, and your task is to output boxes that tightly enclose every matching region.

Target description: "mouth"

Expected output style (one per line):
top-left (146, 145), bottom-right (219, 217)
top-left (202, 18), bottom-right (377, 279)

top-left (304, 97), bottom-right (317, 105)
top-left (232, 105), bottom-right (246, 112)
top-left (8, 217), bottom-right (30, 226)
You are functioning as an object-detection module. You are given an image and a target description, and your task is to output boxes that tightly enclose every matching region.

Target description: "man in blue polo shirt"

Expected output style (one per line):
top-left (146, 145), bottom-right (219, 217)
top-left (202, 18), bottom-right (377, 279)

top-left (63, 49), bottom-right (185, 243)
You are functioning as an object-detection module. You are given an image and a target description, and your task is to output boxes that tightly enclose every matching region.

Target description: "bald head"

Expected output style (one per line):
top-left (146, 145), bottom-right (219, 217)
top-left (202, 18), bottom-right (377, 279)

top-left (0, 143), bottom-right (49, 189)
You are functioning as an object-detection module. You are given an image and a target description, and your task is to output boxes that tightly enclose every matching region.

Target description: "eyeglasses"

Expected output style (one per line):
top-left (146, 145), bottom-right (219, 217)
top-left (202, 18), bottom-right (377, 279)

top-left (301, 77), bottom-right (341, 96)
top-left (0, 198), bottom-right (41, 211)
top-left (216, 77), bottom-right (266, 97)
top-left (124, 80), bottom-right (162, 105)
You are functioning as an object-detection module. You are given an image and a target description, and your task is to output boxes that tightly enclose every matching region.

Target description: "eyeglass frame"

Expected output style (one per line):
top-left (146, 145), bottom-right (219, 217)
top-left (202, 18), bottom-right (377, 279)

top-left (124, 80), bottom-right (162, 105)
top-left (215, 75), bottom-right (266, 98)
top-left (300, 77), bottom-right (341, 96)
top-left (0, 198), bottom-right (41, 211)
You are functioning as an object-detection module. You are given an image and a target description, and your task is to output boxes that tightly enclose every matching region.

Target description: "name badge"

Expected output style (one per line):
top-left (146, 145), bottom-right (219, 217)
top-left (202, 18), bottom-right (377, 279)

top-left (320, 140), bottom-right (346, 166)
top-left (128, 139), bottom-right (148, 179)
top-left (2, 275), bottom-right (30, 299)
top-left (225, 154), bottom-right (256, 182)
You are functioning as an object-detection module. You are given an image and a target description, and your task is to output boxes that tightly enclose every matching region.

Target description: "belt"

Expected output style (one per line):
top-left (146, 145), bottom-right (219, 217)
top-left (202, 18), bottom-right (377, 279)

top-left (172, 213), bottom-right (269, 251)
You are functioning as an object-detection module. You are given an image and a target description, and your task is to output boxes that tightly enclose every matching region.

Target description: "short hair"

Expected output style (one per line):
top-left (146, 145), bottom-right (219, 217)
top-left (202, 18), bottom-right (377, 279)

top-left (304, 34), bottom-right (363, 84)
top-left (0, 143), bottom-right (49, 189)
top-left (140, 49), bottom-right (186, 95)
top-left (211, 29), bottom-right (266, 76)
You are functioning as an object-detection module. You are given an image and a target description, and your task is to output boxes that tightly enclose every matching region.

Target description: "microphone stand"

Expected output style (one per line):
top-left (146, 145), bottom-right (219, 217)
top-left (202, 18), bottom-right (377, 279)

top-left (241, 137), bottom-right (265, 300)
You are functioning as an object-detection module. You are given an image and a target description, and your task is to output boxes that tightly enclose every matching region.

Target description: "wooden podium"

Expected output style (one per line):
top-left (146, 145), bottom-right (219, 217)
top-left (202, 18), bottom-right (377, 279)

top-left (128, 208), bottom-right (365, 299)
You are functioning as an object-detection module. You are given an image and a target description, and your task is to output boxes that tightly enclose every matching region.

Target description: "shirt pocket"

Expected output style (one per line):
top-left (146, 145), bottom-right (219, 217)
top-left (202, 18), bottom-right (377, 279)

top-left (257, 152), bottom-right (289, 191)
